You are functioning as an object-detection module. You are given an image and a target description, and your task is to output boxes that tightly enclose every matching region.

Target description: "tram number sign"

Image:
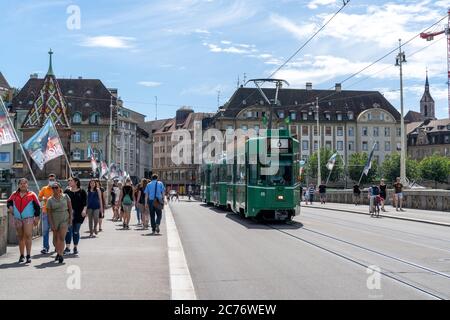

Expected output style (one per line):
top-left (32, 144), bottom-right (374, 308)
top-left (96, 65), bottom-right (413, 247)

top-left (270, 139), bottom-right (290, 153)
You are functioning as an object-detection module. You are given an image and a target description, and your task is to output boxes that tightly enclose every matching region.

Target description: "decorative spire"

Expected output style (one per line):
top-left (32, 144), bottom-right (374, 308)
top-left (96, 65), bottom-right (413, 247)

top-left (425, 68), bottom-right (429, 88)
top-left (47, 49), bottom-right (54, 76)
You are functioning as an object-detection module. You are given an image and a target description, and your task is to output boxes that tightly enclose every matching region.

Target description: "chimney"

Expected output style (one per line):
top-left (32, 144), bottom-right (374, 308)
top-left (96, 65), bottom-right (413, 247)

top-left (306, 82), bottom-right (312, 91)
top-left (335, 83), bottom-right (342, 92)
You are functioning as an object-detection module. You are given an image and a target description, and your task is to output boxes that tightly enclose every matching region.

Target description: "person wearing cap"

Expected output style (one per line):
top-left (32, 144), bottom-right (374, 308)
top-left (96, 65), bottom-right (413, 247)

top-left (39, 174), bottom-right (57, 254)
top-left (46, 182), bottom-right (72, 264)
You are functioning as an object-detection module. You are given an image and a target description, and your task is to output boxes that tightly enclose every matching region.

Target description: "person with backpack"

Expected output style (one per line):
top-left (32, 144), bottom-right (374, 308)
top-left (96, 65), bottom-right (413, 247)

top-left (120, 178), bottom-right (134, 230)
top-left (144, 175), bottom-right (166, 235)
top-left (136, 179), bottom-right (149, 229)
top-left (368, 184), bottom-right (380, 217)
top-left (87, 179), bottom-right (104, 237)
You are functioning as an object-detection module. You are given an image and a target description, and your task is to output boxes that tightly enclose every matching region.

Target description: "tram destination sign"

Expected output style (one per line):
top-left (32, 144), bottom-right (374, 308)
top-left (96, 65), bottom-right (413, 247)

top-left (270, 138), bottom-right (290, 153)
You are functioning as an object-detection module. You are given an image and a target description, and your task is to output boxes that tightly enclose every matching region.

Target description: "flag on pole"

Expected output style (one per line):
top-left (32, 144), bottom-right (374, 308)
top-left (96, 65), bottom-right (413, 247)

top-left (88, 145), bottom-right (98, 174)
top-left (326, 153), bottom-right (338, 171)
top-left (101, 161), bottom-right (109, 179)
top-left (109, 163), bottom-right (118, 179)
top-left (363, 142), bottom-right (378, 176)
top-left (0, 105), bottom-right (17, 146)
top-left (23, 119), bottom-right (64, 170)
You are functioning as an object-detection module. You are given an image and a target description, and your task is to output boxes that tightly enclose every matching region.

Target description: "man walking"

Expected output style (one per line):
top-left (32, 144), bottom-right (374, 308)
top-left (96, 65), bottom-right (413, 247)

top-left (393, 177), bottom-right (405, 212)
top-left (39, 174), bottom-right (57, 254)
top-left (144, 175), bottom-right (166, 235)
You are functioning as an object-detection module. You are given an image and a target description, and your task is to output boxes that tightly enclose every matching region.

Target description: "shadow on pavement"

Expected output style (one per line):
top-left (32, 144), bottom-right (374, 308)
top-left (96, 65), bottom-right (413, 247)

top-left (0, 262), bottom-right (29, 270)
top-left (225, 213), bottom-right (304, 230)
top-left (34, 261), bottom-right (66, 269)
top-left (141, 233), bottom-right (163, 237)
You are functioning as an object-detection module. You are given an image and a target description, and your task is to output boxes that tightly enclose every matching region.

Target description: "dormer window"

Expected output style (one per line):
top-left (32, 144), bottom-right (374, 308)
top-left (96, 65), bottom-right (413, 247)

top-left (90, 113), bottom-right (100, 124)
top-left (72, 113), bottom-right (82, 124)
top-left (85, 90), bottom-right (92, 95)
top-left (67, 90), bottom-right (74, 95)
top-left (324, 112), bottom-right (331, 121)
top-left (337, 113), bottom-right (343, 121)
top-left (348, 112), bottom-right (354, 120)
top-left (84, 103), bottom-right (91, 108)
top-left (278, 112), bottom-right (285, 119)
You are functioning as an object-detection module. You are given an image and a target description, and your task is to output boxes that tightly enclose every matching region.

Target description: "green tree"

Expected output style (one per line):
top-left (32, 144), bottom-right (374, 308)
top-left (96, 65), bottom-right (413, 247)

top-left (419, 154), bottom-right (450, 188)
top-left (347, 152), bottom-right (378, 185)
top-left (306, 148), bottom-right (343, 183)
top-left (380, 153), bottom-right (421, 185)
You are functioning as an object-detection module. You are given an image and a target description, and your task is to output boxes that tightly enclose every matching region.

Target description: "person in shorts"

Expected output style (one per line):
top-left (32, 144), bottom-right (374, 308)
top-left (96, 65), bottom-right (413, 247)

top-left (393, 177), bottom-right (405, 212)
top-left (353, 184), bottom-right (361, 206)
top-left (318, 182), bottom-right (327, 205)
top-left (47, 182), bottom-right (72, 264)
top-left (7, 178), bottom-right (41, 264)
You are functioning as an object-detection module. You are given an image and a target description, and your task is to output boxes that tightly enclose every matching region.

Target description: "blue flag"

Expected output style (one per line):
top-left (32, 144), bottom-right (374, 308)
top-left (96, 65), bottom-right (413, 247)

top-left (23, 119), bottom-right (64, 170)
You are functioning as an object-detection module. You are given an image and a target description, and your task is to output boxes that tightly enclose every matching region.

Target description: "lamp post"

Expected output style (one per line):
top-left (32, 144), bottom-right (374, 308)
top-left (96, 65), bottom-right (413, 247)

top-left (395, 39), bottom-right (407, 186)
top-left (316, 97), bottom-right (321, 187)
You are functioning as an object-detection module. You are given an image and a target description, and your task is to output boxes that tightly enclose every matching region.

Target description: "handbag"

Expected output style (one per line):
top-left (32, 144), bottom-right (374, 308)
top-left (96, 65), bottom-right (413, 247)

top-left (152, 182), bottom-right (163, 210)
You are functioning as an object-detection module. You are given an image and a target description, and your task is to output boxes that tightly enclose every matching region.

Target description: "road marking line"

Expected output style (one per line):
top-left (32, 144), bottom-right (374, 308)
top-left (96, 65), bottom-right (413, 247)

top-left (165, 204), bottom-right (197, 300)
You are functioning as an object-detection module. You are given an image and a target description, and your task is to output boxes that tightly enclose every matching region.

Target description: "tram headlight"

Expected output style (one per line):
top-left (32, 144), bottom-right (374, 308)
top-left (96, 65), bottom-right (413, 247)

top-left (277, 195), bottom-right (284, 201)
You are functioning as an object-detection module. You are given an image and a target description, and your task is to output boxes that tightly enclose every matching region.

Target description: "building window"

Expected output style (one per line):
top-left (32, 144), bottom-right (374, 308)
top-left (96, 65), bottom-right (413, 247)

top-left (324, 113), bottom-right (331, 121)
top-left (362, 141), bottom-right (368, 151)
top-left (362, 127), bottom-right (368, 136)
top-left (325, 141), bottom-right (332, 149)
top-left (73, 132), bottom-right (81, 143)
top-left (290, 112), bottom-right (296, 121)
top-left (90, 113), bottom-right (100, 124)
top-left (337, 141), bottom-right (344, 151)
top-left (241, 125), bottom-right (248, 132)
top-left (254, 125), bottom-right (260, 133)
top-left (91, 131), bottom-right (99, 143)
top-left (84, 103), bottom-right (91, 108)
top-left (337, 127), bottom-right (343, 136)
top-left (278, 112), bottom-right (285, 119)
top-left (397, 128), bottom-right (401, 137)
top-left (385, 142), bottom-right (391, 152)
top-left (302, 113), bottom-right (308, 121)
top-left (302, 126), bottom-right (309, 136)
top-left (72, 113), bottom-right (82, 124)
top-left (373, 127), bottom-right (379, 137)
top-left (314, 141), bottom-right (319, 151)
top-left (348, 112), bottom-right (354, 120)
top-left (385, 127), bottom-right (391, 137)
top-left (349, 127), bottom-right (354, 137)
top-left (367, 113), bottom-right (372, 121)
top-left (314, 126), bottom-right (318, 136)
top-left (349, 141), bottom-right (354, 151)
top-left (445, 135), bottom-right (450, 143)
top-left (302, 141), bottom-right (309, 151)
top-left (325, 127), bottom-right (332, 136)
top-left (73, 149), bottom-right (82, 161)
top-left (337, 113), bottom-right (343, 121)
top-left (0, 152), bottom-right (10, 163)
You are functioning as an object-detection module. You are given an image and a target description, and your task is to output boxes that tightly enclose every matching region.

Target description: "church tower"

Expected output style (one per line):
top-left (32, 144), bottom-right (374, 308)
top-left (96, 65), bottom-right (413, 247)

top-left (21, 50), bottom-right (72, 179)
top-left (420, 70), bottom-right (436, 120)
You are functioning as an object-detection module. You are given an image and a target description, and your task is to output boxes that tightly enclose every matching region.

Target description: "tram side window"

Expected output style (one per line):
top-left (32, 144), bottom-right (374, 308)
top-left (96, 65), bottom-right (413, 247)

top-left (227, 164), bottom-right (233, 183)
top-left (237, 164), bottom-right (246, 183)
top-left (249, 164), bottom-right (258, 185)
top-left (220, 165), bottom-right (227, 182)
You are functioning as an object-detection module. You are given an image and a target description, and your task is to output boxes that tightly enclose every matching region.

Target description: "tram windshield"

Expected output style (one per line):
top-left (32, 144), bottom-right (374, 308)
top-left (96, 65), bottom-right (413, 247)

top-left (257, 161), bottom-right (293, 186)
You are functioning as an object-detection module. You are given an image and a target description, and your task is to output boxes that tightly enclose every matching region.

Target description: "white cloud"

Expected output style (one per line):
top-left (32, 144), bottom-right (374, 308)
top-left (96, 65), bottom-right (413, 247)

top-left (270, 14), bottom-right (316, 41)
top-left (307, 0), bottom-right (337, 10)
top-left (181, 84), bottom-right (229, 96)
top-left (80, 36), bottom-right (136, 49)
top-left (138, 81), bottom-right (162, 87)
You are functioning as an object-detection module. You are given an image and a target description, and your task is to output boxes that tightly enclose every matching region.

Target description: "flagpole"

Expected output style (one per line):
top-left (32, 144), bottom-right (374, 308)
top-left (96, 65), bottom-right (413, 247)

top-left (49, 118), bottom-right (73, 178)
top-left (0, 96), bottom-right (40, 191)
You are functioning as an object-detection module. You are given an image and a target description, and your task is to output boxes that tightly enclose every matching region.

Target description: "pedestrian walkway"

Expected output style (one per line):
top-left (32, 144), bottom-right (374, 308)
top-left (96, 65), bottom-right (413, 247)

top-left (305, 202), bottom-right (450, 227)
top-left (0, 208), bottom-right (170, 300)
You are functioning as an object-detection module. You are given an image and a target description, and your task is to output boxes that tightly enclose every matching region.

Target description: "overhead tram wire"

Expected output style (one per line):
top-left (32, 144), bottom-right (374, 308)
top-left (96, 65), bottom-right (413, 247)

top-left (310, 13), bottom-right (449, 105)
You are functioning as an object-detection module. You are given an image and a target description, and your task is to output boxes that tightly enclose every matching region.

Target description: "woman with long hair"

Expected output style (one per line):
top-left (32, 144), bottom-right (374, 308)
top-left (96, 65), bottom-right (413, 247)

top-left (87, 179), bottom-right (104, 237)
top-left (7, 178), bottom-right (41, 264)
top-left (379, 179), bottom-right (387, 212)
top-left (120, 179), bottom-right (134, 230)
top-left (111, 180), bottom-right (118, 221)
top-left (136, 179), bottom-right (149, 229)
top-left (47, 182), bottom-right (72, 264)
top-left (64, 177), bottom-right (87, 255)
top-left (96, 180), bottom-right (106, 232)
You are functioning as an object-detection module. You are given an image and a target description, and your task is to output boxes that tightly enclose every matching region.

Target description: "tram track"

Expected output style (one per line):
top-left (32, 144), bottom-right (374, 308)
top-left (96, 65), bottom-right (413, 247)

top-left (264, 222), bottom-right (450, 300)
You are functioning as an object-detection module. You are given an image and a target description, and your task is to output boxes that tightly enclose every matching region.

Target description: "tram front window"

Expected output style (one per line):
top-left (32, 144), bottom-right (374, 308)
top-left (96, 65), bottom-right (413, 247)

top-left (261, 165), bottom-right (292, 186)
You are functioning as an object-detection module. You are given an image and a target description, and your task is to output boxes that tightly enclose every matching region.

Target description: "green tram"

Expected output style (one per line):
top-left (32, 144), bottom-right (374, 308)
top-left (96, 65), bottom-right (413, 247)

top-left (200, 130), bottom-right (301, 221)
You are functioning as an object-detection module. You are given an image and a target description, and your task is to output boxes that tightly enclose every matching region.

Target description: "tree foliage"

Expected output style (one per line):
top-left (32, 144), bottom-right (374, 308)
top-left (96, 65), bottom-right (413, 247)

top-left (380, 153), bottom-right (421, 184)
top-left (419, 154), bottom-right (450, 187)
top-left (347, 152), bottom-right (378, 185)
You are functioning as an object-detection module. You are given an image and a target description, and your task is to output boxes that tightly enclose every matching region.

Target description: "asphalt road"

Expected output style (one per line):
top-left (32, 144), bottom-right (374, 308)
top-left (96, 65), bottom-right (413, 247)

top-left (170, 200), bottom-right (450, 300)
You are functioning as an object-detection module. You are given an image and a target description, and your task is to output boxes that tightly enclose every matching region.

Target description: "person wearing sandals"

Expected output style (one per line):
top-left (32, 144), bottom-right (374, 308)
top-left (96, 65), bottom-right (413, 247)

top-left (64, 177), bottom-right (87, 255)
top-left (96, 180), bottom-right (106, 232)
top-left (120, 179), bottom-right (134, 230)
top-left (47, 182), bottom-right (72, 264)
top-left (87, 179), bottom-right (104, 237)
top-left (7, 178), bottom-right (41, 264)
top-left (137, 179), bottom-right (149, 229)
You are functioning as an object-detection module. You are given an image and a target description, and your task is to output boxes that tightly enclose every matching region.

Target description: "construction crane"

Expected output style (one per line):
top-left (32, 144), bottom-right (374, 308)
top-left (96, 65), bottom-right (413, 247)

top-left (420, 9), bottom-right (450, 119)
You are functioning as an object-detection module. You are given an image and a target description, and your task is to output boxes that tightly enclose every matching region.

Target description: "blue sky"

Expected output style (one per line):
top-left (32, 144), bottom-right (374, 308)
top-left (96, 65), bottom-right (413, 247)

top-left (1, 0), bottom-right (450, 120)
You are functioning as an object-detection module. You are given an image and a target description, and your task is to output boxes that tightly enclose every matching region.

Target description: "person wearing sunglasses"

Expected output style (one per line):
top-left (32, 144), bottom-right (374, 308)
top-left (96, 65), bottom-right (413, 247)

top-left (46, 182), bottom-right (72, 264)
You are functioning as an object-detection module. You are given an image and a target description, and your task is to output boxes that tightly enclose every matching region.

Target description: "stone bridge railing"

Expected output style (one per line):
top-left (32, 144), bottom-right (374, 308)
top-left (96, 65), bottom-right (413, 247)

top-left (325, 189), bottom-right (450, 212)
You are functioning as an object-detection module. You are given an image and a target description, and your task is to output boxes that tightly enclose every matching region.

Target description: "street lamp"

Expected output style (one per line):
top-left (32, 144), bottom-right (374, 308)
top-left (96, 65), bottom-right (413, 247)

top-left (316, 97), bottom-right (321, 187)
top-left (395, 39), bottom-right (407, 186)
